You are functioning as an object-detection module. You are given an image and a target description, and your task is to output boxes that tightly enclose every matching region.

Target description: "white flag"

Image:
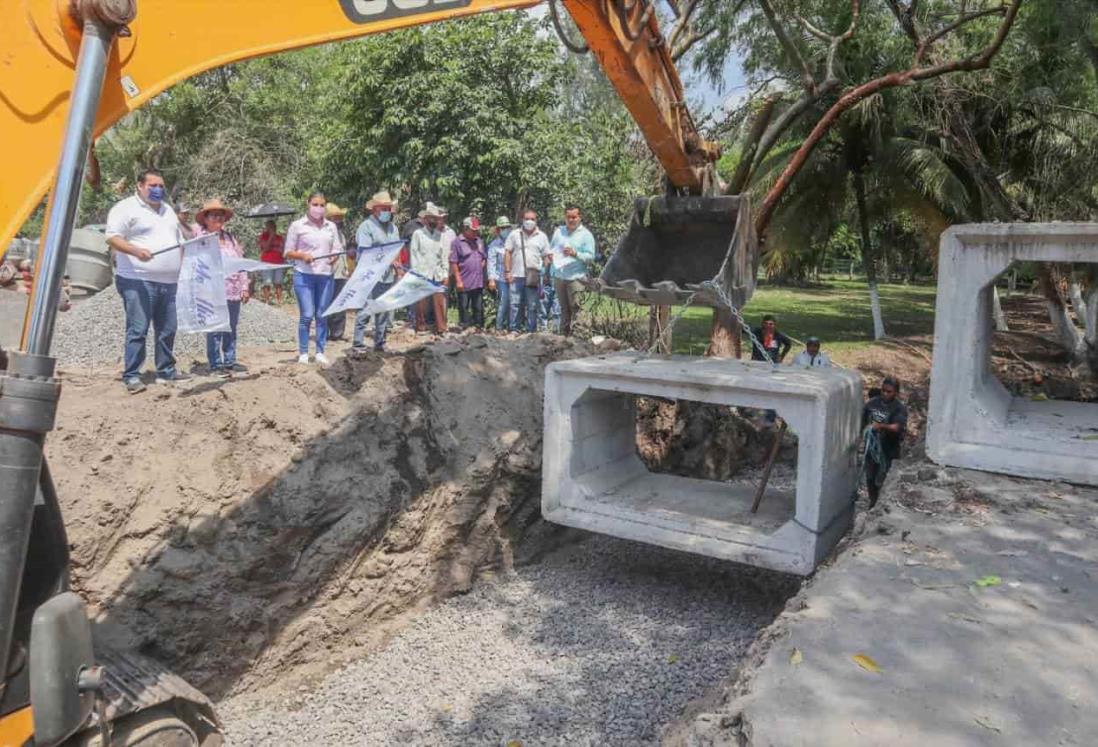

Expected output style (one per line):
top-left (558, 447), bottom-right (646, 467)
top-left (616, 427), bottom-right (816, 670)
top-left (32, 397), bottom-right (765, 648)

top-left (362, 271), bottom-right (444, 315)
top-left (223, 256), bottom-right (292, 274)
top-left (175, 234), bottom-right (231, 334)
top-left (320, 239), bottom-right (404, 317)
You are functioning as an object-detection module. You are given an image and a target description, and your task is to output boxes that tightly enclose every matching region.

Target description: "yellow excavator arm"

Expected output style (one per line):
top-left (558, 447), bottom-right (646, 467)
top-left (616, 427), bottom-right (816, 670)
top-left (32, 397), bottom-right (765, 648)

top-left (0, 0), bottom-right (718, 255)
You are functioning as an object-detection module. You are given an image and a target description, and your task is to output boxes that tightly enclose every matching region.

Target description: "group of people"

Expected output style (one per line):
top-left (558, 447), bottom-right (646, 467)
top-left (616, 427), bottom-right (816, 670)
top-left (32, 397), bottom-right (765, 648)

top-left (103, 171), bottom-right (599, 389)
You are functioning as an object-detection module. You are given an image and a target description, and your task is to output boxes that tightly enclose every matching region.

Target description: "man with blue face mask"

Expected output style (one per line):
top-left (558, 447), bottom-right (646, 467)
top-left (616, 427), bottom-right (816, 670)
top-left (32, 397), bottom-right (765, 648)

top-left (486, 216), bottom-right (513, 331)
top-left (105, 167), bottom-right (191, 394)
top-left (352, 190), bottom-right (403, 352)
top-left (503, 209), bottom-right (550, 333)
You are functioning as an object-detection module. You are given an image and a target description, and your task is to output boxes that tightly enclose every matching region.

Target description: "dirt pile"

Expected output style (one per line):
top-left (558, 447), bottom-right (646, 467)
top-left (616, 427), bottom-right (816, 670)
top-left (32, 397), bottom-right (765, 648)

top-left (48, 334), bottom-right (594, 698)
top-left (636, 399), bottom-right (798, 481)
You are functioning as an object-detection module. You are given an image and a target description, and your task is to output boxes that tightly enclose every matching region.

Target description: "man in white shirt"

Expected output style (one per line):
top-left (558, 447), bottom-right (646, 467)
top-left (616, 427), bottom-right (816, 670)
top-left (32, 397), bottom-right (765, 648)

top-left (105, 168), bottom-right (190, 393)
top-left (503, 208), bottom-right (550, 333)
top-left (791, 336), bottom-right (833, 368)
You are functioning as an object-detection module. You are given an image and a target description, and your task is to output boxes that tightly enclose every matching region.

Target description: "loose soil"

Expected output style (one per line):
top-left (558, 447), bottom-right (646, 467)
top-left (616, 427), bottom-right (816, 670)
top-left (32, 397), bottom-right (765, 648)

top-left (49, 332), bottom-right (600, 699)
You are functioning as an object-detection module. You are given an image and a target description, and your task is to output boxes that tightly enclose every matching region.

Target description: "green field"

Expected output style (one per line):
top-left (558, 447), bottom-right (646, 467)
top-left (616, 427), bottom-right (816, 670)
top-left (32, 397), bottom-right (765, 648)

top-left (587, 278), bottom-right (939, 355)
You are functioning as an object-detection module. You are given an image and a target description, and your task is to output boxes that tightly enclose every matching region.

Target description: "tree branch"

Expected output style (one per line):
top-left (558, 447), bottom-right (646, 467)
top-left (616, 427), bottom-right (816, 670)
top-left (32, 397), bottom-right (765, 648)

top-left (916, 5), bottom-right (1008, 63)
top-left (759, 0), bottom-right (817, 95)
top-left (755, 0), bottom-right (1023, 236)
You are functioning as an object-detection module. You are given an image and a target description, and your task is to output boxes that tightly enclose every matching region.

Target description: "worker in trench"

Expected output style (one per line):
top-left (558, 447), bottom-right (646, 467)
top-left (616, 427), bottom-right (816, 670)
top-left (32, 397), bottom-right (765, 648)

top-left (861, 376), bottom-right (909, 508)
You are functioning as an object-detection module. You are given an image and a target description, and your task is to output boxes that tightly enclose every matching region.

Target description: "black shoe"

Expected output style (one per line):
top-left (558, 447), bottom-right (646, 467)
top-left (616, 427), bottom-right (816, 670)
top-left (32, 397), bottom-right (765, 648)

top-left (156, 371), bottom-right (193, 384)
top-left (228, 363), bottom-right (248, 372)
top-left (124, 378), bottom-right (146, 394)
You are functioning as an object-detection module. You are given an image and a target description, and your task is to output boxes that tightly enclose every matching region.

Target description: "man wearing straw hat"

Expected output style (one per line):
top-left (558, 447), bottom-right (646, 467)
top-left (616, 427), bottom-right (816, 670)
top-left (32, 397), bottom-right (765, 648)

top-left (352, 190), bottom-right (402, 351)
top-left (105, 167), bottom-right (190, 393)
top-left (325, 202), bottom-right (351, 341)
top-left (409, 203), bottom-right (450, 335)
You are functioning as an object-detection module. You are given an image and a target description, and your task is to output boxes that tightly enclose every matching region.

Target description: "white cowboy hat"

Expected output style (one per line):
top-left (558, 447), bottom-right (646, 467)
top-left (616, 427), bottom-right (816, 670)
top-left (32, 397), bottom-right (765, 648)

top-left (365, 190), bottom-right (397, 210)
top-left (418, 202), bottom-right (445, 219)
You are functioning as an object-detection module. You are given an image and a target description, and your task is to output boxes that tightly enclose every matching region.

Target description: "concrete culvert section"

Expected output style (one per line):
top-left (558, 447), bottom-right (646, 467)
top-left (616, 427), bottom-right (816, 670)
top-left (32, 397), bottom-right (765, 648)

top-left (542, 356), bottom-right (864, 575)
top-left (49, 334), bottom-right (802, 743)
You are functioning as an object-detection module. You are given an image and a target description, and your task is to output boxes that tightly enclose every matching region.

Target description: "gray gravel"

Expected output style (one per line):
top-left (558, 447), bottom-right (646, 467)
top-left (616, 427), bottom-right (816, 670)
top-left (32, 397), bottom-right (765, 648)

top-left (219, 535), bottom-right (797, 746)
top-left (51, 288), bottom-right (295, 368)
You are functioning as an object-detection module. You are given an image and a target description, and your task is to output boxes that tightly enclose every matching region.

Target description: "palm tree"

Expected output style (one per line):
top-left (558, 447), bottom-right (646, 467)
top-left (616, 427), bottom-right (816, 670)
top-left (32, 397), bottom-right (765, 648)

top-left (751, 93), bottom-right (969, 339)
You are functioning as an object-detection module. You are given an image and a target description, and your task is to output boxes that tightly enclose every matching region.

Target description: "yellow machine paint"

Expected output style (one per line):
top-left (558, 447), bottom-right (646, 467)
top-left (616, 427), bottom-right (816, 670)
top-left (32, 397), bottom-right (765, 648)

top-left (0, 0), bottom-right (541, 255)
top-left (0, 705), bottom-right (34, 747)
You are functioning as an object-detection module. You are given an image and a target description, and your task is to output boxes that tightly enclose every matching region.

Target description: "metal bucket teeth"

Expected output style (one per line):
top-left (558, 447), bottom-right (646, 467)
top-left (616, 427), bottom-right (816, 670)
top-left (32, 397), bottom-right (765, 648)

top-left (598, 195), bottom-right (759, 310)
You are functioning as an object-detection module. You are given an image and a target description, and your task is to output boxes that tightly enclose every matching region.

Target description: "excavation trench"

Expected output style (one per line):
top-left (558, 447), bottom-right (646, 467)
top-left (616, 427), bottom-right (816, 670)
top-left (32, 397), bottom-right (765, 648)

top-left (49, 335), bottom-right (800, 742)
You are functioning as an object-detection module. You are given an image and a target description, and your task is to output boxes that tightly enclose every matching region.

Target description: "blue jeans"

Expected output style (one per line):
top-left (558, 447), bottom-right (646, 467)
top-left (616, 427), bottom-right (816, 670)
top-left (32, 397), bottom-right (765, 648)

top-left (494, 281), bottom-right (511, 331)
top-left (541, 280), bottom-right (559, 333)
top-left (353, 280), bottom-right (393, 349)
top-left (205, 299), bottom-right (241, 370)
top-left (116, 275), bottom-right (177, 382)
top-left (294, 272), bottom-right (335, 354)
top-left (509, 280), bottom-right (538, 332)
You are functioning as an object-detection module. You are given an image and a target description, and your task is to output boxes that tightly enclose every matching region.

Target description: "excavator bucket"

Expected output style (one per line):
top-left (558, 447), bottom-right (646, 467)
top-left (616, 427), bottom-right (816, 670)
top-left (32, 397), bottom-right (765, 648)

top-left (597, 195), bottom-right (759, 310)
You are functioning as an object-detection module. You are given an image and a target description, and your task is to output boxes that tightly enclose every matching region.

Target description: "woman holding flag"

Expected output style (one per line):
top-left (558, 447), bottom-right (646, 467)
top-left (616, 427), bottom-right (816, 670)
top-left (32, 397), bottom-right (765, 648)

top-left (285, 192), bottom-right (343, 365)
top-left (195, 198), bottom-right (249, 376)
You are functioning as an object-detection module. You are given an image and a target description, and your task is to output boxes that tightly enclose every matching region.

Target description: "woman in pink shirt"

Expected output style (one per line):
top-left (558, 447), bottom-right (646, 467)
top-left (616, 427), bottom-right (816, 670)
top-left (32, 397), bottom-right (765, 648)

top-left (284, 192), bottom-right (342, 365)
top-left (196, 199), bottom-right (249, 376)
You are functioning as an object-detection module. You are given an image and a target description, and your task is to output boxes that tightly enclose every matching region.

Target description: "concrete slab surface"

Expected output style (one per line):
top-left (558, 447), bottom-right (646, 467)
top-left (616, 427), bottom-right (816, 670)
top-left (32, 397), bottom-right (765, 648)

top-left (679, 461), bottom-right (1098, 746)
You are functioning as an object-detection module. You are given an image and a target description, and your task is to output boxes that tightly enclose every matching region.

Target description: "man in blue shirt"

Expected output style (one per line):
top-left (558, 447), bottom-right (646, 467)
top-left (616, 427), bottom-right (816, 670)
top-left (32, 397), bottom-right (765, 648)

top-left (547, 205), bottom-right (597, 337)
top-left (486, 216), bottom-right (512, 331)
top-left (352, 190), bottom-right (402, 352)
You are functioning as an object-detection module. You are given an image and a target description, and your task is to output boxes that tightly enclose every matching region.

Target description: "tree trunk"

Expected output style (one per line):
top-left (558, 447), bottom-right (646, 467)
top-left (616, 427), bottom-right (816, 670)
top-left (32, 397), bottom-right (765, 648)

top-left (707, 309), bottom-right (741, 358)
top-left (992, 286), bottom-right (1009, 332)
top-left (728, 97), bottom-right (778, 195)
top-left (648, 305), bottom-right (672, 354)
top-left (1038, 265), bottom-right (1086, 360)
top-left (1069, 278), bottom-right (1087, 330)
top-left (852, 169), bottom-right (886, 339)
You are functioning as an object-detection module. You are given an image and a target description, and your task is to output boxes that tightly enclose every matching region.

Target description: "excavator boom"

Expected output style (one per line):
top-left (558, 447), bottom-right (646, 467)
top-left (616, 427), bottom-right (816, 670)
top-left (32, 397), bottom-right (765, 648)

top-left (0, 0), bottom-right (719, 256)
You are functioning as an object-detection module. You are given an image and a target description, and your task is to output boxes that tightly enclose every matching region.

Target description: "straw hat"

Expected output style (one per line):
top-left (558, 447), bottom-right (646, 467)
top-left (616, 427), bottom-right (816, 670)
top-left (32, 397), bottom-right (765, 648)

top-left (364, 190), bottom-right (397, 210)
top-left (418, 202), bottom-right (445, 219)
top-left (325, 202), bottom-right (348, 219)
top-left (195, 198), bottom-right (234, 226)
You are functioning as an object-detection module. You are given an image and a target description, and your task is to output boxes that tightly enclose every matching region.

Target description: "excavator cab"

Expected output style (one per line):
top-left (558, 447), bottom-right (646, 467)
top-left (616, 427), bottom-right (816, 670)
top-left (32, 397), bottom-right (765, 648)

top-left (599, 195), bottom-right (759, 311)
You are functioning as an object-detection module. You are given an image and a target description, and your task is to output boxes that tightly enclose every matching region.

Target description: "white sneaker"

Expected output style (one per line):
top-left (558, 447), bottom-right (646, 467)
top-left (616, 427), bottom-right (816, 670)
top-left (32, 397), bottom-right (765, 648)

top-left (297, 354), bottom-right (310, 364)
top-left (315, 352), bottom-right (330, 365)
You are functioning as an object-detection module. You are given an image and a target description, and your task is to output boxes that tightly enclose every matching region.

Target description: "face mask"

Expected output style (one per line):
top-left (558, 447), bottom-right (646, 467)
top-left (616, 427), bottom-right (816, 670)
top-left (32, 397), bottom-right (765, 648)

top-left (501, 228), bottom-right (512, 240)
top-left (146, 185), bottom-right (165, 202)
top-left (523, 219), bottom-right (536, 231)
top-left (378, 210), bottom-right (392, 223)
top-left (308, 205), bottom-right (325, 221)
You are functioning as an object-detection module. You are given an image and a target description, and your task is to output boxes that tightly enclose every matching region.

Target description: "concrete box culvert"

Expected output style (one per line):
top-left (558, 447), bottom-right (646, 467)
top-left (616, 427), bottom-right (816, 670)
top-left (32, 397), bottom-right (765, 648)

top-left (542, 355), bottom-right (864, 575)
top-left (928, 223), bottom-right (1098, 486)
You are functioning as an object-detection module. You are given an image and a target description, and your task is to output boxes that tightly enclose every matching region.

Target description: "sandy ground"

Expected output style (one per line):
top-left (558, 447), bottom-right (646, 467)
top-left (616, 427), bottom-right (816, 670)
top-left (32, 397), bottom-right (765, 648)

top-left (677, 458), bottom-right (1098, 746)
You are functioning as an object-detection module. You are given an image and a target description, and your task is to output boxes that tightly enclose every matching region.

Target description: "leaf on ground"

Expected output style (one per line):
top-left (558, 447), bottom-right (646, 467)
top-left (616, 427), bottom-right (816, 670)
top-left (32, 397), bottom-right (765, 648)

top-left (852, 654), bottom-right (881, 673)
top-left (1030, 393), bottom-right (1049, 401)
top-left (975, 575), bottom-right (1002, 587)
top-left (789, 648), bottom-right (803, 666)
top-left (505, 741), bottom-right (524, 747)
top-left (668, 654), bottom-right (679, 664)
top-left (1080, 434), bottom-right (1098, 441)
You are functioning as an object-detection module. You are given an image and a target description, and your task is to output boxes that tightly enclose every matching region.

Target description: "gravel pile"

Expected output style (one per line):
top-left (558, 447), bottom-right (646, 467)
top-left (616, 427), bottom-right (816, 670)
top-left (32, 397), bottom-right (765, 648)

top-left (220, 535), bottom-right (797, 746)
top-left (52, 289), bottom-right (296, 368)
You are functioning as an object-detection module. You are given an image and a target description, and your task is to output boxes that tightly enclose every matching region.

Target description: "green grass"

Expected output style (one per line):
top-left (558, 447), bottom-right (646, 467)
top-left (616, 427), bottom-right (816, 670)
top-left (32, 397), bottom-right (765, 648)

top-left (588, 278), bottom-right (938, 355)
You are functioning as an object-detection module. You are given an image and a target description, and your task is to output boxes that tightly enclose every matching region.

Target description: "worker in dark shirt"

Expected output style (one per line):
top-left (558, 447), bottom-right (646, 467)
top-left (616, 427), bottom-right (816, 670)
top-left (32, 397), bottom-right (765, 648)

top-left (861, 376), bottom-right (908, 508)
top-left (750, 314), bottom-right (793, 362)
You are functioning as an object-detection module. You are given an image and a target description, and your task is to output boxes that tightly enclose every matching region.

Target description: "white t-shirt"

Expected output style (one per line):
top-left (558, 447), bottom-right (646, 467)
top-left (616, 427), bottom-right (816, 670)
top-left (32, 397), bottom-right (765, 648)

top-left (105, 195), bottom-right (184, 283)
top-left (791, 350), bottom-right (832, 367)
top-left (504, 228), bottom-right (550, 276)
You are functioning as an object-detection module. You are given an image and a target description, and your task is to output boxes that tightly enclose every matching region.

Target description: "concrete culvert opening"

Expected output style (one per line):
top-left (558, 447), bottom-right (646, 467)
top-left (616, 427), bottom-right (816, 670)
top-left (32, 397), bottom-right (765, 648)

top-left (54, 335), bottom-right (802, 745)
top-left (635, 396), bottom-right (800, 527)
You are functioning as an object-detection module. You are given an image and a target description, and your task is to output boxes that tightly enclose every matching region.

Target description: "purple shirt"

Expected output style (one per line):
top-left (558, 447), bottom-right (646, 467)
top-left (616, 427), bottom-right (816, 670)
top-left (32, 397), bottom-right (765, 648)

top-left (449, 235), bottom-right (486, 290)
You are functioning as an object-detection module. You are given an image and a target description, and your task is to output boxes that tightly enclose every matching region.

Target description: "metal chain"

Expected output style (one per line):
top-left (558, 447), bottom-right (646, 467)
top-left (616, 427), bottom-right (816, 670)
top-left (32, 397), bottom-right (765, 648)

top-left (647, 291), bottom-right (698, 353)
top-left (702, 280), bottom-right (776, 367)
